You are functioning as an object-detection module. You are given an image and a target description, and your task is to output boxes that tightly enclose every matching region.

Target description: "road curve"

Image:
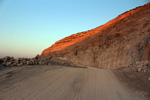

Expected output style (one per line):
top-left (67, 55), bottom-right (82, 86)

top-left (0, 65), bottom-right (147, 100)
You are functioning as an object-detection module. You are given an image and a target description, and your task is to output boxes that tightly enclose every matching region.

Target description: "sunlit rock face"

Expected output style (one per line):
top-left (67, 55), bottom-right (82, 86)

top-left (41, 2), bottom-right (150, 69)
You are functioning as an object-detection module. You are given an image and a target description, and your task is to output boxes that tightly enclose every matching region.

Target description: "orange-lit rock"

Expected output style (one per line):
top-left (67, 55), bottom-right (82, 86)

top-left (41, 2), bottom-right (150, 69)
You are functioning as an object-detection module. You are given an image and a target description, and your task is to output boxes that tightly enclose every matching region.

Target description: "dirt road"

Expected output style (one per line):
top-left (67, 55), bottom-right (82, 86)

top-left (0, 65), bottom-right (147, 100)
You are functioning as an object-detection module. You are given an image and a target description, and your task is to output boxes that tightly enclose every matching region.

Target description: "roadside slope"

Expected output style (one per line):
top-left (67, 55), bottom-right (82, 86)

top-left (41, 2), bottom-right (150, 69)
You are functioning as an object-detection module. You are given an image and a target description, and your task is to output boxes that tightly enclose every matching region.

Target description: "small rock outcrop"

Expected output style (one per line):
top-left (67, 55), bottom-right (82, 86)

top-left (148, 77), bottom-right (150, 81)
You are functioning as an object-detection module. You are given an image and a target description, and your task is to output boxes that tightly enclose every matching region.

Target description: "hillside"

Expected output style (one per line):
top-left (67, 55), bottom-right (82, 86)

top-left (41, 2), bottom-right (150, 69)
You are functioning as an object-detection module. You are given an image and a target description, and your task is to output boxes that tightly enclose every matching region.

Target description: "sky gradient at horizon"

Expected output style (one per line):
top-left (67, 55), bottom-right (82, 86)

top-left (0, 0), bottom-right (149, 58)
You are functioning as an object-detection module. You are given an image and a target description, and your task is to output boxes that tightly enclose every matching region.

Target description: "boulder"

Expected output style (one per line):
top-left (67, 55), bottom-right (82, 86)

top-left (3, 56), bottom-right (11, 61)
top-left (138, 68), bottom-right (142, 72)
top-left (6, 62), bottom-right (12, 67)
top-left (48, 63), bottom-right (51, 66)
top-left (17, 64), bottom-right (21, 67)
top-left (26, 61), bottom-right (32, 65)
top-left (2, 62), bottom-right (6, 66)
top-left (143, 69), bottom-right (147, 72)
top-left (0, 58), bottom-right (3, 64)
top-left (13, 63), bottom-right (17, 66)
top-left (135, 61), bottom-right (141, 65)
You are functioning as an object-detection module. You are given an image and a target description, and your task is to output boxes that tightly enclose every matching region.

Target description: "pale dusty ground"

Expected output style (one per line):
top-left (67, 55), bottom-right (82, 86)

top-left (0, 65), bottom-right (148, 100)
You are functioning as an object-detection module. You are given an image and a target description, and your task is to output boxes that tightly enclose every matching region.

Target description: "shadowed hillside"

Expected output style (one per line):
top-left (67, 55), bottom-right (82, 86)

top-left (41, 2), bottom-right (150, 69)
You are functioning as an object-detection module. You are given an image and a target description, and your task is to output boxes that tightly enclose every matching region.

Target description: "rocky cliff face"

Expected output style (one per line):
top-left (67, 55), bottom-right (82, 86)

top-left (41, 2), bottom-right (150, 69)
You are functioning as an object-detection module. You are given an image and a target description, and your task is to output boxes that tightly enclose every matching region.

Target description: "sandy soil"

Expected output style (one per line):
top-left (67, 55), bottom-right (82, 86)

top-left (0, 65), bottom-right (148, 100)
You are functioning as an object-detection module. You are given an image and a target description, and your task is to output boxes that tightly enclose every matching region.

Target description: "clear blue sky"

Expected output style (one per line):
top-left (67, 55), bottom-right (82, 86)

top-left (0, 0), bottom-right (149, 58)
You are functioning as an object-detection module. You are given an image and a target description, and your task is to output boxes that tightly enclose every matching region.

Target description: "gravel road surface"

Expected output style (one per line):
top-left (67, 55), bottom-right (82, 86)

top-left (0, 65), bottom-right (147, 100)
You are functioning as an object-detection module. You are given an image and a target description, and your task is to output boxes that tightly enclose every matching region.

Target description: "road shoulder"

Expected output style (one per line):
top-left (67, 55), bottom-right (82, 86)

top-left (113, 67), bottom-right (150, 99)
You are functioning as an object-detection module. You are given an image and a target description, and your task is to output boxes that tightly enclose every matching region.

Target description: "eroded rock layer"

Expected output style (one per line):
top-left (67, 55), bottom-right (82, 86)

top-left (41, 2), bottom-right (150, 69)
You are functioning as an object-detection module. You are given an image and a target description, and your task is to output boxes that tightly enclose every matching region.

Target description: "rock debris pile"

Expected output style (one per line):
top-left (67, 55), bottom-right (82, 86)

top-left (0, 56), bottom-right (84, 69)
top-left (0, 56), bottom-right (50, 69)
top-left (130, 61), bottom-right (150, 72)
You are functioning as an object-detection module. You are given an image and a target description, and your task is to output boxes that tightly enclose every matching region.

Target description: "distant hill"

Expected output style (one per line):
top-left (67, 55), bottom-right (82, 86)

top-left (41, 2), bottom-right (150, 69)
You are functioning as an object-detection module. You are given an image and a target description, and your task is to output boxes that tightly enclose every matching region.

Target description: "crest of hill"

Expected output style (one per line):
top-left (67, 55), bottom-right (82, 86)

top-left (42, 2), bottom-right (150, 55)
